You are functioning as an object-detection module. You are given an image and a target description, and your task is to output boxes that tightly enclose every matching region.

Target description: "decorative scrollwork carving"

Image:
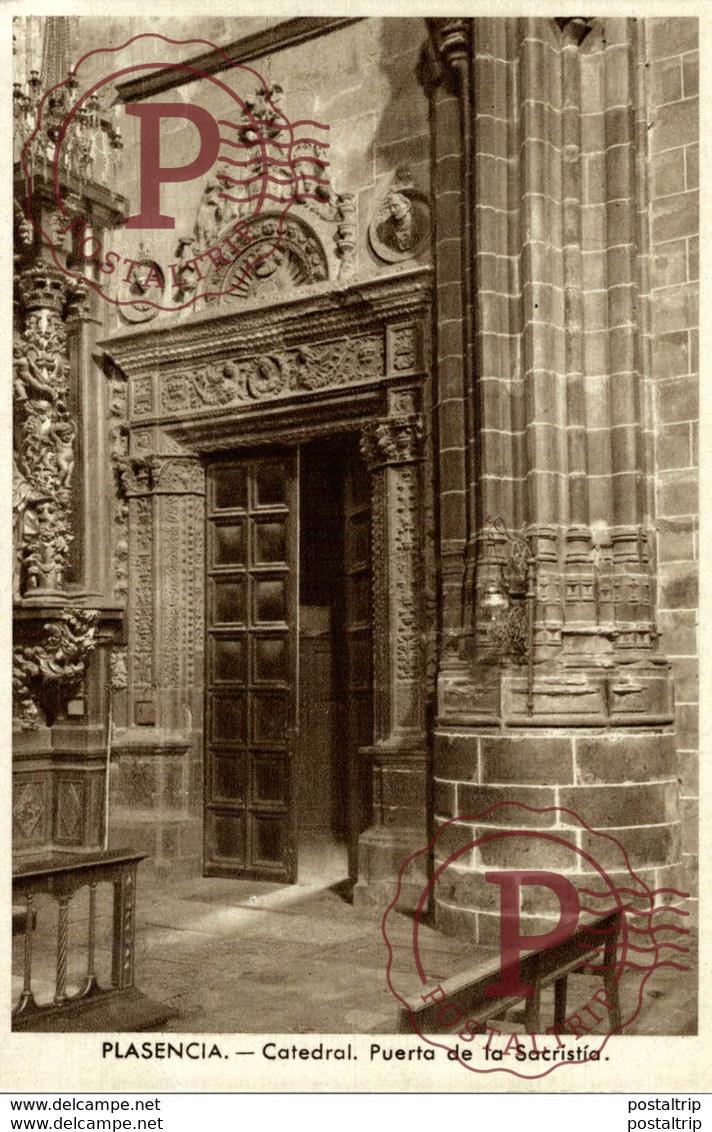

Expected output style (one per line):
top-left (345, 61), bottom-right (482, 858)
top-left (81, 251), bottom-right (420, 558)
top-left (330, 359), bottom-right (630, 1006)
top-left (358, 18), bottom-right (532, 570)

top-left (13, 610), bottom-right (99, 729)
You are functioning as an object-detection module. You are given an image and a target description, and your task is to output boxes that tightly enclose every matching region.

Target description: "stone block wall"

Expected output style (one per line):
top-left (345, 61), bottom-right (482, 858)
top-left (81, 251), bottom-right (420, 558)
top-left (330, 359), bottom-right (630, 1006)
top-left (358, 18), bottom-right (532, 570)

top-left (643, 18), bottom-right (699, 892)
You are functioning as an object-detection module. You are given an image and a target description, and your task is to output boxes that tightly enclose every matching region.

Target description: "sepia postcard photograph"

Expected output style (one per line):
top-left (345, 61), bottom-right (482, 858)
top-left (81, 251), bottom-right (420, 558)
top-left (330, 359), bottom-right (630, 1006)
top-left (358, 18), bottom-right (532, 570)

top-left (4, 2), bottom-right (706, 1095)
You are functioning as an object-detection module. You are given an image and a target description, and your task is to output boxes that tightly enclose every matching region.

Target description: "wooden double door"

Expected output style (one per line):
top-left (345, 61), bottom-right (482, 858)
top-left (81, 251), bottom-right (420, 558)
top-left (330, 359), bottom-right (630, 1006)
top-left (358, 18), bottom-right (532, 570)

top-left (204, 438), bottom-right (372, 882)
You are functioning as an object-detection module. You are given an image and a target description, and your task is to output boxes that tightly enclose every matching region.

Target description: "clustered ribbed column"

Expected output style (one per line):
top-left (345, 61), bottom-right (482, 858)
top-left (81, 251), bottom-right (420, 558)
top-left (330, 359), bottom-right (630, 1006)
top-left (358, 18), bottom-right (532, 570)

top-left (422, 17), bottom-right (681, 943)
top-left (353, 386), bottom-right (429, 910)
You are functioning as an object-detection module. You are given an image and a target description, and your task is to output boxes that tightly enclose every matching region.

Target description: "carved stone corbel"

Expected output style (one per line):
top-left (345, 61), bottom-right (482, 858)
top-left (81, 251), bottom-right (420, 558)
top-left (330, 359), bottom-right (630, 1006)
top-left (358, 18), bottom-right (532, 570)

top-left (13, 609), bottom-right (99, 729)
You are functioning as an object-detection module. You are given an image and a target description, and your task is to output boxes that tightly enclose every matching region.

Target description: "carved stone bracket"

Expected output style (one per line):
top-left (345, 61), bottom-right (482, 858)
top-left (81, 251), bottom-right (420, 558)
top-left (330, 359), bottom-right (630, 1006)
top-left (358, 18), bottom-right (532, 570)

top-left (13, 610), bottom-right (99, 730)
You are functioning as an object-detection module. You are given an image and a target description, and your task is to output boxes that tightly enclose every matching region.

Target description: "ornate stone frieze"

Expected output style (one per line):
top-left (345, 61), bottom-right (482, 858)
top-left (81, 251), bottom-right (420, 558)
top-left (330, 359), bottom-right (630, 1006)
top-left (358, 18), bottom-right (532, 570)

top-left (130, 495), bottom-right (154, 698)
top-left (394, 466), bottom-right (421, 683)
top-left (360, 415), bottom-right (424, 469)
top-left (13, 610), bottom-right (99, 729)
top-left (159, 334), bottom-right (383, 414)
top-left (13, 289), bottom-right (75, 596)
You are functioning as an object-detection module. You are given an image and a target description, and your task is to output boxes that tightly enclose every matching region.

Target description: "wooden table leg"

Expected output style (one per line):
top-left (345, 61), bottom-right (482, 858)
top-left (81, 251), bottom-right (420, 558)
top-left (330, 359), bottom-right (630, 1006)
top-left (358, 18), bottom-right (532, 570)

top-left (554, 975), bottom-right (567, 1029)
top-left (523, 956), bottom-right (542, 1033)
top-left (112, 865), bottom-right (137, 991)
top-left (603, 916), bottom-right (622, 1031)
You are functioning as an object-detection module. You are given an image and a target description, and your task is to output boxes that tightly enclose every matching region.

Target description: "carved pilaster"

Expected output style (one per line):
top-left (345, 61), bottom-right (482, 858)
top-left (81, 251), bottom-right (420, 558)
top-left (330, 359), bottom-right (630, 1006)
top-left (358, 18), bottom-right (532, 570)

top-left (118, 454), bottom-right (205, 733)
top-left (360, 407), bottom-right (425, 746)
top-left (109, 370), bottom-right (129, 602)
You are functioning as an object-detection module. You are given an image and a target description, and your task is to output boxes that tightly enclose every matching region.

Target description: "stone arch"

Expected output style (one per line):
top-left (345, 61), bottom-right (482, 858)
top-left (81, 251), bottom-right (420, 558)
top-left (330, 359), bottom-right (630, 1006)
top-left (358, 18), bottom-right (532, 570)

top-left (203, 212), bottom-right (330, 307)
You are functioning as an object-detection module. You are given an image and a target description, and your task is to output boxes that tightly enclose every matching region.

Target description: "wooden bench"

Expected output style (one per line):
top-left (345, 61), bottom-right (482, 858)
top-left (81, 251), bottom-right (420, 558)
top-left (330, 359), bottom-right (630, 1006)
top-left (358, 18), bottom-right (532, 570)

top-left (13, 849), bottom-right (174, 1032)
top-left (398, 911), bottom-right (622, 1036)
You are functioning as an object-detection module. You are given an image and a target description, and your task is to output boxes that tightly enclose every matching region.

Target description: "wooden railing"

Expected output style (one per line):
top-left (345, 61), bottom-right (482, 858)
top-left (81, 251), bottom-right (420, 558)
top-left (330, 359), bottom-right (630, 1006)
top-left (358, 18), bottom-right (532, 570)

top-left (398, 911), bottom-right (623, 1036)
top-left (12, 849), bottom-right (171, 1032)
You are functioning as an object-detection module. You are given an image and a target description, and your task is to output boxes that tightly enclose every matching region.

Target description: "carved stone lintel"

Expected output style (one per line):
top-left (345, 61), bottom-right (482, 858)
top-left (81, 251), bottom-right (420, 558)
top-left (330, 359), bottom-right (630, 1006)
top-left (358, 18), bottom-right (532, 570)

top-left (13, 609), bottom-right (99, 730)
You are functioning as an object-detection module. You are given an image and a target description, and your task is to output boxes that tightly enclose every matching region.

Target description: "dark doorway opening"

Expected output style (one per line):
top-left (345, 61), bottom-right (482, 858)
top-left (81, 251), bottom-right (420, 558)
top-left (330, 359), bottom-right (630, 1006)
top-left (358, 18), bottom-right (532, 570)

top-left (297, 434), bottom-right (373, 887)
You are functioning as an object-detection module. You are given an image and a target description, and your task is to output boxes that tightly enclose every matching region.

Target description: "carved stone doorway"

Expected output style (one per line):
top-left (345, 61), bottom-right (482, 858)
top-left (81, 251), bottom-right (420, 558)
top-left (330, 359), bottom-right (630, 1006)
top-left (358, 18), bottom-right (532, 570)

top-left (204, 433), bottom-right (373, 886)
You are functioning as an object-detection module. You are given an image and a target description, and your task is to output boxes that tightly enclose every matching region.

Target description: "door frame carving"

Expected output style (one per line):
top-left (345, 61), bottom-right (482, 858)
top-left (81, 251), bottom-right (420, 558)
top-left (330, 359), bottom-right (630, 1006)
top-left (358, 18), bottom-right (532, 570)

top-left (100, 268), bottom-right (434, 889)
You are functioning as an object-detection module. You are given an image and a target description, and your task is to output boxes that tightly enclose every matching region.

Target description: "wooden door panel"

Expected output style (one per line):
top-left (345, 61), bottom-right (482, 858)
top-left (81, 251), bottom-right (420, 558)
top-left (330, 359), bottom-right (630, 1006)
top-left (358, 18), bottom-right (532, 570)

top-left (344, 438), bottom-right (373, 874)
top-left (204, 452), bottom-right (297, 881)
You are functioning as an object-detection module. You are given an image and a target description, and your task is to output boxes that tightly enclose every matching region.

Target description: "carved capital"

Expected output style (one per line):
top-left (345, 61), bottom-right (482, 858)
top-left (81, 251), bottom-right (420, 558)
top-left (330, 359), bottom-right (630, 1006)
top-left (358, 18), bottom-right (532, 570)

top-left (13, 609), bottom-right (99, 729)
top-left (114, 456), bottom-right (153, 498)
top-left (160, 333), bottom-right (383, 415)
top-left (152, 456), bottom-right (205, 495)
top-left (18, 266), bottom-right (69, 315)
top-left (360, 416), bottom-right (424, 470)
top-left (554, 17), bottom-right (596, 45)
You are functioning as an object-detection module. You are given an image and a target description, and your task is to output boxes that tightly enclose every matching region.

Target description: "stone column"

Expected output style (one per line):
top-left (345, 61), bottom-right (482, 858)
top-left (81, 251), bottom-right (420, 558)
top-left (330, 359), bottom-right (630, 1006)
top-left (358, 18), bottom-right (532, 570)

top-left (423, 17), bottom-right (681, 945)
top-left (353, 387), bottom-right (428, 910)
